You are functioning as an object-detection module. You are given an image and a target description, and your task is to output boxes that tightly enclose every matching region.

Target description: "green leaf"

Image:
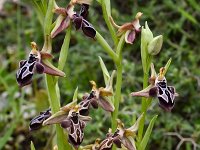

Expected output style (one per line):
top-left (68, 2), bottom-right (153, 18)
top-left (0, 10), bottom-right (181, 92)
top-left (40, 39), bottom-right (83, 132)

top-left (138, 115), bottom-right (158, 150)
top-left (31, 141), bottom-right (36, 150)
top-left (101, 0), bottom-right (111, 16)
top-left (96, 0), bottom-right (102, 4)
top-left (0, 122), bottom-right (16, 149)
top-left (73, 87), bottom-right (79, 101)
top-left (99, 56), bottom-right (110, 85)
top-left (163, 58), bottom-right (172, 76)
top-left (187, 0), bottom-right (200, 12)
top-left (178, 7), bottom-right (198, 25)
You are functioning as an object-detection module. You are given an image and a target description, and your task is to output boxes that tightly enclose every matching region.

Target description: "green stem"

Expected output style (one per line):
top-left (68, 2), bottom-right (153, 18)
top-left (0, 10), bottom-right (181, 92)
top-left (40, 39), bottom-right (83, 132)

top-left (44, 0), bottom-right (54, 36)
top-left (111, 64), bottom-right (122, 131)
top-left (138, 72), bottom-right (148, 142)
top-left (42, 0), bottom-right (54, 53)
top-left (138, 55), bottom-right (152, 142)
top-left (43, 0), bottom-right (71, 149)
top-left (45, 76), bottom-right (71, 150)
top-left (101, 0), bottom-right (118, 46)
top-left (111, 35), bottom-right (125, 131)
top-left (96, 31), bottom-right (118, 64)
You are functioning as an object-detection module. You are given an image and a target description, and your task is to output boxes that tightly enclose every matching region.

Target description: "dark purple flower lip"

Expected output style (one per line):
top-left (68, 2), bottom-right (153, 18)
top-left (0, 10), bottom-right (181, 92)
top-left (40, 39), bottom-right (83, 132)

top-left (72, 4), bottom-right (96, 39)
top-left (29, 108), bottom-right (51, 131)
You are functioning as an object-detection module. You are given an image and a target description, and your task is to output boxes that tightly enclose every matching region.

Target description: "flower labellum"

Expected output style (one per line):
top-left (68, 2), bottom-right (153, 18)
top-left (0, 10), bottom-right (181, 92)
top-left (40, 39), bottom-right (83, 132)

top-left (131, 63), bottom-right (178, 111)
top-left (42, 99), bottom-right (91, 149)
top-left (29, 109), bottom-right (51, 131)
top-left (66, 111), bottom-right (86, 149)
top-left (72, 4), bottom-right (96, 38)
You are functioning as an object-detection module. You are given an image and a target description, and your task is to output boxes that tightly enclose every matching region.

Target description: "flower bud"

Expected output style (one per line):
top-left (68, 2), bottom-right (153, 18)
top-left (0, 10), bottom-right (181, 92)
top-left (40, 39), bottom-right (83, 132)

top-left (148, 35), bottom-right (163, 55)
top-left (141, 21), bottom-right (153, 45)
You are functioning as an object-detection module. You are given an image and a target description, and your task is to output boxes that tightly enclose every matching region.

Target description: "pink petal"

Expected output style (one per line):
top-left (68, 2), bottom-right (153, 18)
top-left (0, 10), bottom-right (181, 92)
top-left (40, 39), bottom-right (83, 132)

top-left (125, 30), bottom-right (136, 44)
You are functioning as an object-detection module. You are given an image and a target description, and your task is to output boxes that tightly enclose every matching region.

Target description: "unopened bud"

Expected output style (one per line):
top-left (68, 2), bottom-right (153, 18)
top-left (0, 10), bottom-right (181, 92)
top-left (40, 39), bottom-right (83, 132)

top-left (148, 35), bottom-right (163, 55)
top-left (141, 21), bottom-right (153, 45)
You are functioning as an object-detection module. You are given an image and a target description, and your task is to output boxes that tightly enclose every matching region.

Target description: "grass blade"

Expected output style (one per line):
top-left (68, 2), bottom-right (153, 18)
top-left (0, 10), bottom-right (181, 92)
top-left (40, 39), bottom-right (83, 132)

top-left (138, 115), bottom-right (158, 150)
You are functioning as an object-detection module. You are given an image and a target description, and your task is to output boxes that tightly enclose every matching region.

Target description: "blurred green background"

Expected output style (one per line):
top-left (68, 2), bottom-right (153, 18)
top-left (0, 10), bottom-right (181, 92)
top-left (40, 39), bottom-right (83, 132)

top-left (0, 0), bottom-right (200, 149)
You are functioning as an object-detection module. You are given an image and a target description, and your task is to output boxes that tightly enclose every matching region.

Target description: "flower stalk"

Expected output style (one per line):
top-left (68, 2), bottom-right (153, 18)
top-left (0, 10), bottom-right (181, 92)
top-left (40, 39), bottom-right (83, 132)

top-left (138, 22), bottom-right (163, 143)
top-left (111, 35), bottom-right (125, 131)
top-left (43, 0), bottom-right (71, 149)
top-left (101, 0), bottom-right (118, 46)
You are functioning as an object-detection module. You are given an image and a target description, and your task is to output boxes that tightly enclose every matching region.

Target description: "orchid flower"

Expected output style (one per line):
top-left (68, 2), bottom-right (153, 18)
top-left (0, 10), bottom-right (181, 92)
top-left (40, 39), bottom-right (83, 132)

top-left (110, 12), bottom-right (142, 44)
top-left (16, 42), bottom-right (65, 87)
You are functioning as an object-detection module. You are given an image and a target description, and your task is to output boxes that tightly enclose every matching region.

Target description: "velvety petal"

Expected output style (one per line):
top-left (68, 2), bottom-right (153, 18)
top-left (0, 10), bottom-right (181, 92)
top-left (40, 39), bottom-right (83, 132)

top-left (29, 117), bottom-right (43, 131)
top-left (158, 96), bottom-right (175, 111)
top-left (79, 4), bottom-right (89, 18)
top-left (82, 25), bottom-right (96, 38)
top-left (125, 30), bottom-right (136, 44)
top-left (98, 97), bottom-right (114, 112)
top-left (68, 134), bottom-right (82, 150)
top-left (73, 15), bottom-right (83, 30)
top-left (61, 119), bottom-right (71, 129)
top-left (82, 19), bottom-right (96, 38)
top-left (29, 109), bottom-right (51, 131)
top-left (16, 71), bottom-right (33, 87)
top-left (35, 62), bottom-right (44, 74)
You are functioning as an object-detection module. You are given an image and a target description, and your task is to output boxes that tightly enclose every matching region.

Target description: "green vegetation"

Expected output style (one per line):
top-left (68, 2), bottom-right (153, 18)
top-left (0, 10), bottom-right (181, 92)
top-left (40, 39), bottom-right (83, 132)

top-left (0, 0), bottom-right (200, 150)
